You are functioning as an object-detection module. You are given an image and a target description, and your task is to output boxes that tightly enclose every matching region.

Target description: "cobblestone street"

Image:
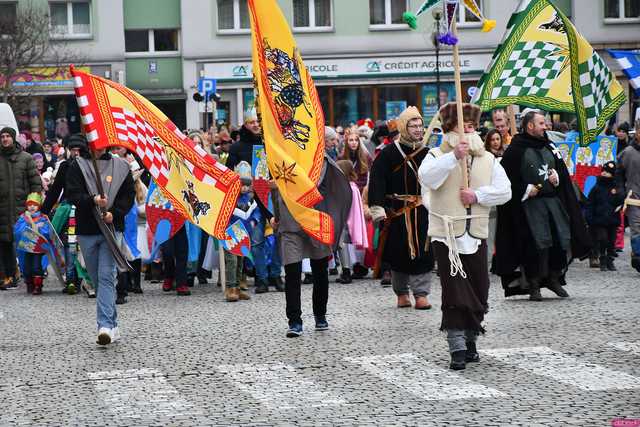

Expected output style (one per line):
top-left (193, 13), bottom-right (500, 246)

top-left (1, 250), bottom-right (639, 426)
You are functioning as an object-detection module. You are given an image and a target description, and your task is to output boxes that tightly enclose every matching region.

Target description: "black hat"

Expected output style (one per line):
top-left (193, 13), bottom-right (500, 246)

top-left (0, 126), bottom-right (16, 141)
top-left (66, 134), bottom-right (88, 150)
top-left (602, 161), bottom-right (616, 175)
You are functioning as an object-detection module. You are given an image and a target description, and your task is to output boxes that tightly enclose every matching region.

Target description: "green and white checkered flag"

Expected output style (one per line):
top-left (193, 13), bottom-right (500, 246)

top-left (472, 0), bottom-right (625, 145)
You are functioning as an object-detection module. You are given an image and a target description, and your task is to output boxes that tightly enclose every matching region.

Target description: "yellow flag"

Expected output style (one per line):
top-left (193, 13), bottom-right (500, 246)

top-left (248, 0), bottom-right (333, 244)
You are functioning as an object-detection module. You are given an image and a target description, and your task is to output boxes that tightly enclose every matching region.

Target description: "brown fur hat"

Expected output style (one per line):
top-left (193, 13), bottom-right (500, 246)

top-left (438, 102), bottom-right (482, 133)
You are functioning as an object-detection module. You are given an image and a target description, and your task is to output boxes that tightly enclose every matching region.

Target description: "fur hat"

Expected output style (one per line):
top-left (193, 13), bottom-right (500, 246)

top-left (26, 192), bottom-right (43, 207)
top-left (438, 102), bottom-right (482, 133)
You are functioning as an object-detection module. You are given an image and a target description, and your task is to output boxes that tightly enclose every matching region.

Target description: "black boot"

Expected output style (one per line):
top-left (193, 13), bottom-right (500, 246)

top-left (465, 341), bottom-right (480, 363)
top-left (589, 256), bottom-right (600, 268)
top-left (632, 256), bottom-right (640, 273)
top-left (528, 279), bottom-right (543, 301)
top-left (302, 273), bottom-right (313, 284)
top-left (547, 272), bottom-right (569, 298)
top-left (336, 268), bottom-right (352, 284)
top-left (599, 256), bottom-right (608, 272)
top-left (607, 256), bottom-right (617, 271)
top-left (269, 276), bottom-right (285, 292)
top-left (254, 279), bottom-right (268, 294)
top-left (450, 350), bottom-right (466, 370)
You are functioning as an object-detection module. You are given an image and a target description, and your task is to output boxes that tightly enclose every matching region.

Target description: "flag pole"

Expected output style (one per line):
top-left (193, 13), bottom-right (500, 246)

top-left (218, 244), bottom-right (226, 294)
top-left (507, 105), bottom-right (517, 137)
top-left (451, 19), bottom-right (469, 199)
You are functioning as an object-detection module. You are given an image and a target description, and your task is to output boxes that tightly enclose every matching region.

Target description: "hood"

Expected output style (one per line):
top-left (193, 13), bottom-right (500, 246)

top-left (397, 106), bottom-right (423, 145)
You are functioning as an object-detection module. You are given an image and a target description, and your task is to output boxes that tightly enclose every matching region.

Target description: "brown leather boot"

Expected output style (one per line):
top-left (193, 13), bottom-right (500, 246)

top-left (396, 294), bottom-right (411, 308)
top-left (225, 287), bottom-right (239, 302)
top-left (414, 295), bottom-right (432, 310)
top-left (238, 288), bottom-right (251, 300)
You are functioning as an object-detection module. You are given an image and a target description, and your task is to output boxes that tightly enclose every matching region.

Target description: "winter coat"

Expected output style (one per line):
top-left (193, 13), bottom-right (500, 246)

top-left (585, 177), bottom-right (625, 227)
top-left (225, 126), bottom-right (263, 172)
top-left (0, 144), bottom-right (42, 242)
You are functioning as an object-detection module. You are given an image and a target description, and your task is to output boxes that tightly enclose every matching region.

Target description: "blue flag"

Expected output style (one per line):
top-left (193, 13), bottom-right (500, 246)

top-left (608, 49), bottom-right (640, 97)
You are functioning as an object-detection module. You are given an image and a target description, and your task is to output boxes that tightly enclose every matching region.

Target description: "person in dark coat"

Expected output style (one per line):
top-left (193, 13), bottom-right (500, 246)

top-left (585, 161), bottom-right (625, 271)
top-left (0, 127), bottom-right (42, 290)
top-left (65, 139), bottom-right (134, 345)
top-left (495, 111), bottom-right (591, 301)
top-left (368, 106), bottom-right (435, 310)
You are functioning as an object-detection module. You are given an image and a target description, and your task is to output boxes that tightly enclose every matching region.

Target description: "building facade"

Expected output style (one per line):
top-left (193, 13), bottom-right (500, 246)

top-left (1, 0), bottom-right (638, 139)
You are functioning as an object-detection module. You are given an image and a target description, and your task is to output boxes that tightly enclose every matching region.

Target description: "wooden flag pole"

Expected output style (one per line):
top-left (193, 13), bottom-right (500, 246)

top-left (218, 244), bottom-right (226, 294)
top-left (451, 19), bottom-right (469, 204)
top-left (507, 105), bottom-right (517, 137)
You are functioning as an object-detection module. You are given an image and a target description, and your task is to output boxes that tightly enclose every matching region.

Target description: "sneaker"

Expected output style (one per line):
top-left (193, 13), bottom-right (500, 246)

top-left (96, 327), bottom-right (113, 346)
top-left (82, 281), bottom-right (96, 298)
top-left (65, 282), bottom-right (78, 295)
top-left (315, 319), bottom-right (329, 331)
top-left (96, 327), bottom-right (120, 346)
top-left (286, 324), bottom-right (303, 338)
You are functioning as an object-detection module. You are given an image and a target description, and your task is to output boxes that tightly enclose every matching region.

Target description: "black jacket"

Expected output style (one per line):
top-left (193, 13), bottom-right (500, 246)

top-left (65, 153), bottom-right (135, 235)
top-left (225, 125), bottom-right (263, 172)
top-left (585, 176), bottom-right (625, 227)
top-left (495, 132), bottom-right (592, 295)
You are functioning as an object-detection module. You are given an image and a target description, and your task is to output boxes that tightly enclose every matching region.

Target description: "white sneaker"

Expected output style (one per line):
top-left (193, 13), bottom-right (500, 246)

top-left (111, 327), bottom-right (120, 343)
top-left (97, 327), bottom-right (112, 346)
top-left (82, 281), bottom-right (96, 298)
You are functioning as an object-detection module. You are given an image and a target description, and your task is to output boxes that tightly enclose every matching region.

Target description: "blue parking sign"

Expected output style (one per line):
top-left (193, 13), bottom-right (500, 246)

top-left (198, 78), bottom-right (216, 97)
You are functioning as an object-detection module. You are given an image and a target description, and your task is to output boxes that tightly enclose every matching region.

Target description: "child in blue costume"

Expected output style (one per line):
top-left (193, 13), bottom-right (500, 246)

top-left (14, 193), bottom-right (51, 295)
top-left (224, 161), bottom-right (261, 301)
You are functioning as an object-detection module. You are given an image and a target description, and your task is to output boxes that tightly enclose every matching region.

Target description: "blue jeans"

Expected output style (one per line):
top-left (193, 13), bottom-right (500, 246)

top-left (250, 219), bottom-right (282, 281)
top-left (64, 246), bottom-right (77, 282)
top-left (78, 234), bottom-right (118, 329)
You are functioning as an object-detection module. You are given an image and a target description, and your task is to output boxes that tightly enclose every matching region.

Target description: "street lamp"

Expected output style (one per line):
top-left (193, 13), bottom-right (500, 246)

top-left (431, 9), bottom-right (442, 108)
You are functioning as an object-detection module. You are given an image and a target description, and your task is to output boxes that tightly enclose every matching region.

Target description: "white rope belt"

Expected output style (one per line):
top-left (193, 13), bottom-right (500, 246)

top-left (430, 212), bottom-right (489, 279)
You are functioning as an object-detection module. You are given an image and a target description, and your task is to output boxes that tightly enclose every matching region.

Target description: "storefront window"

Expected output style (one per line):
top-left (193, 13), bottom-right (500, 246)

top-left (377, 85), bottom-right (418, 120)
top-left (333, 87), bottom-right (374, 127)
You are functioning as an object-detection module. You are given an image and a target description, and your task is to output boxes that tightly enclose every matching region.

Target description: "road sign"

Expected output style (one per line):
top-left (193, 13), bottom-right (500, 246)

top-left (198, 78), bottom-right (216, 97)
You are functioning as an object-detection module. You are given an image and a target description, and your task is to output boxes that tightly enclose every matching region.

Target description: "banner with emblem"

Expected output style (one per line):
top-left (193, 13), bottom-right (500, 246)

top-left (471, 0), bottom-right (626, 145)
top-left (248, 0), bottom-right (334, 244)
top-left (70, 66), bottom-right (240, 238)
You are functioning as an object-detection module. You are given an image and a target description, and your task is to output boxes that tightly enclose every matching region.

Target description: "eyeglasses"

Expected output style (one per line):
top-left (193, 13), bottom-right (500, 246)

top-left (407, 125), bottom-right (424, 130)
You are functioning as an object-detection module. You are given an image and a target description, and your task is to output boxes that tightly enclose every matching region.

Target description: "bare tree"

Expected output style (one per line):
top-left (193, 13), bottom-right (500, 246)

top-left (0, 1), bottom-right (82, 109)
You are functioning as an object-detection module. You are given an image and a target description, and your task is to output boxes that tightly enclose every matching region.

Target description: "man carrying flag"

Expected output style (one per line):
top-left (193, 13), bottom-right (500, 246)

top-left (65, 134), bottom-right (134, 346)
top-left (248, 0), bottom-right (351, 336)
